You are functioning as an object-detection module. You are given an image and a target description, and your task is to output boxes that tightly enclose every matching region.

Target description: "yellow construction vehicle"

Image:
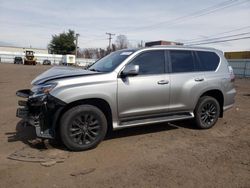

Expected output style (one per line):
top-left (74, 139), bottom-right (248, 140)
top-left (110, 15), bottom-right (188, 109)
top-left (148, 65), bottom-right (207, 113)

top-left (24, 50), bottom-right (37, 65)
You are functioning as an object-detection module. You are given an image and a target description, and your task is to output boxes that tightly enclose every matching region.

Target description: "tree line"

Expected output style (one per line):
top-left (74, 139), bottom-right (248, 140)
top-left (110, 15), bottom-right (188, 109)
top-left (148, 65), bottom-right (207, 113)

top-left (48, 30), bottom-right (139, 59)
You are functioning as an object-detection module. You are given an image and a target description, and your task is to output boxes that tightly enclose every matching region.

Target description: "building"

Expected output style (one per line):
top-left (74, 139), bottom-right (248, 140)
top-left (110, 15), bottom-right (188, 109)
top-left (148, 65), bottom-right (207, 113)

top-left (224, 51), bottom-right (250, 59)
top-left (0, 45), bottom-right (48, 54)
top-left (225, 51), bottom-right (250, 78)
top-left (0, 45), bottom-right (57, 64)
top-left (0, 45), bottom-right (95, 66)
top-left (145, 40), bottom-right (183, 47)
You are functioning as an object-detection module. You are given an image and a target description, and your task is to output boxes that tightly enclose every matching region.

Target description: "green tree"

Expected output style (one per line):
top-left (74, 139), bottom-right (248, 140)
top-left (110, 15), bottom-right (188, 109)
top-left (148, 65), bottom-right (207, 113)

top-left (48, 30), bottom-right (76, 54)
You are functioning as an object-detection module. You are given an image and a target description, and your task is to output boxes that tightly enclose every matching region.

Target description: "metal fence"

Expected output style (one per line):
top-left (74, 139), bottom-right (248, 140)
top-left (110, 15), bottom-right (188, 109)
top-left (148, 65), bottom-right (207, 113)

top-left (228, 59), bottom-right (250, 78)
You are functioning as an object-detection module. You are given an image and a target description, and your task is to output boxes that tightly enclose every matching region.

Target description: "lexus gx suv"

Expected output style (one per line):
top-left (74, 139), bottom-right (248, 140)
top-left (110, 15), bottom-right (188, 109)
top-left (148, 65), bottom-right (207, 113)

top-left (16, 46), bottom-right (236, 151)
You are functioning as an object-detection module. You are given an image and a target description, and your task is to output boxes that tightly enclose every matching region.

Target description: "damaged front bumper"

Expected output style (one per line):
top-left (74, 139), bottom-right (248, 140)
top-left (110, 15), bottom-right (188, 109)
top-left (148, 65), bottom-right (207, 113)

top-left (16, 89), bottom-right (66, 139)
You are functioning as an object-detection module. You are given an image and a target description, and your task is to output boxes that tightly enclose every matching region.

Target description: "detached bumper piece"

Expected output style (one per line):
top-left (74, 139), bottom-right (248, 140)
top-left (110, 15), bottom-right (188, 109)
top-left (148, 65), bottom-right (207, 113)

top-left (16, 89), bottom-right (33, 98)
top-left (16, 89), bottom-right (66, 139)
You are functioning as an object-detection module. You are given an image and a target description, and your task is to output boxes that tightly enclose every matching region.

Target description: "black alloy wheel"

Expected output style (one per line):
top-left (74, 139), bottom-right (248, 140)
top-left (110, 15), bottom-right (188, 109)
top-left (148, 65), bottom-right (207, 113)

top-left (60, 105), bottom-right (107, 151)
top-left (69, 113), bottom-right (101, 145)
top-left (200, 102), bottom-right (217, 126)
top-left (194, 96), bottom-right (220, 129)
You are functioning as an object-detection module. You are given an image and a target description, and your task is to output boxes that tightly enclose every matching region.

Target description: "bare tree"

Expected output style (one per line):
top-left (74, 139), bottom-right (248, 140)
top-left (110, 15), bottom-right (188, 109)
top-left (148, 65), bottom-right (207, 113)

top-left (115, 35), bottom-right (129, 50)
top-left (77, 48), bottom-right (98, 59)
top-left (111, 44), bottom-right (117, 52)
top-left (84, 49), bottom-right (92, 59)
top-left (78, 47), bottom-right (115, 59)
top-left (99, 48), bottom-right (106, 58)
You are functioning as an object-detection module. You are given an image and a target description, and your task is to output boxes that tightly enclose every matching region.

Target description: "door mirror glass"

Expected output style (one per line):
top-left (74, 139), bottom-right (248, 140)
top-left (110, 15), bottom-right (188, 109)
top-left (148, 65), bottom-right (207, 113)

top-left (121, 64), bottom-right (139, 77)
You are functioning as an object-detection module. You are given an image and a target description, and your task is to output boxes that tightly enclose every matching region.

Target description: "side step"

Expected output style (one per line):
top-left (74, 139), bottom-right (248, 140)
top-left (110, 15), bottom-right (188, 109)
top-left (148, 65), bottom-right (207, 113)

top-left (117, 113), bottom-right (194, 129)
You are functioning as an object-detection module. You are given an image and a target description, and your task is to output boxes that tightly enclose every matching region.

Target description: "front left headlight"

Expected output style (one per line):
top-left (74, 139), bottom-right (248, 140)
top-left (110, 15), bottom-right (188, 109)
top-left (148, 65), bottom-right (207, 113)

top-left (31, 83), bottom-right (57, 95)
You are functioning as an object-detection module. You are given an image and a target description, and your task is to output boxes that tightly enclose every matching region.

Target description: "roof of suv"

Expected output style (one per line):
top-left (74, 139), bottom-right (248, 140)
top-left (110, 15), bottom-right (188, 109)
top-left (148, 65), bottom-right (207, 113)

top-left (152, 45), bottom-right (215, 50)
top-left (116, 45), bottom-right (222, 55)
top-left (142, 45), bottom-right (223, 54)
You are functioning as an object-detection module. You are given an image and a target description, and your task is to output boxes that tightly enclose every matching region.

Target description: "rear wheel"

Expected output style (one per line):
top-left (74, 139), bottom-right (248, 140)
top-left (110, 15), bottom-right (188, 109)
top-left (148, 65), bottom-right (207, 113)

top-left (194, 96), bottom-right (220, 129)
top-left (60, 105), bottom-right (107, 151)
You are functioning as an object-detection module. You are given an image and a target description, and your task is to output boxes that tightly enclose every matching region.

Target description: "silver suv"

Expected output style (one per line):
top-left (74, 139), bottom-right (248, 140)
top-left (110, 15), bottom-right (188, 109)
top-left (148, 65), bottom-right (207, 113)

top-left (16, 46), bottom-right (236, 151)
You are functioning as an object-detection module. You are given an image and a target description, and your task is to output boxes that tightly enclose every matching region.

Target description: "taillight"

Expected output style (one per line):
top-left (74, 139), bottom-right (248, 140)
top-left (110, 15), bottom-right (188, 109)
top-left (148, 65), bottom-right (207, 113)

top-left (228, 66), bottom-right (235, 82)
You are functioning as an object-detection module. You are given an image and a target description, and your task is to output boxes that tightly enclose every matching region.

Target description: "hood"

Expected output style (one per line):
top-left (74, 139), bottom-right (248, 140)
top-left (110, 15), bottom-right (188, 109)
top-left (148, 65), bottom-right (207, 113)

top-left (31, 66), bottom-right (99, 85)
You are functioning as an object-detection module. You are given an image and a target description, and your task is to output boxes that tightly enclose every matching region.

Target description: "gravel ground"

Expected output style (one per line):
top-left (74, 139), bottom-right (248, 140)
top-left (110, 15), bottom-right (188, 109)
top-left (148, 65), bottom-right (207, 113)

top-left (0, 63), bottom-right (249, 188)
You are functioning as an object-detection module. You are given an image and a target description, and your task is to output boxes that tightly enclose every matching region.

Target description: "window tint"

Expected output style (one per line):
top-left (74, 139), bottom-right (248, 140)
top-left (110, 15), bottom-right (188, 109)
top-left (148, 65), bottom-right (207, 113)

top-left (170, 50), bottom-right (195, 73)
top-left (197, 51), bottom-right (220, 71)
top-left (130, 50), bottom-right (165, 75)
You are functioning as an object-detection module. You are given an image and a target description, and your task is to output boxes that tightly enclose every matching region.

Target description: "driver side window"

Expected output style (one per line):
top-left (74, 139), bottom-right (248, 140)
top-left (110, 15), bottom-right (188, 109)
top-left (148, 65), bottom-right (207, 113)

top-left (130, 50), bottom-right (165, 75)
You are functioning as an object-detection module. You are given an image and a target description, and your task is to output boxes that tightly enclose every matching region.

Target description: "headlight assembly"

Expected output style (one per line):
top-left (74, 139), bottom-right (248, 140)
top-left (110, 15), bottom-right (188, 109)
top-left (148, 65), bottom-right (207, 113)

top-left (31, 83), bottom-right (57, 95)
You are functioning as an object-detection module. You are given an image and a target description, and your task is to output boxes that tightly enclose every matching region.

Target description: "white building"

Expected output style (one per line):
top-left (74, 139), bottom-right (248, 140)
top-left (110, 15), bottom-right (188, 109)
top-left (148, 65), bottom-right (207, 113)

top-left (0, 45), bottom-right (48, 54)
top-left (0, 45), bottom-right (96, 67)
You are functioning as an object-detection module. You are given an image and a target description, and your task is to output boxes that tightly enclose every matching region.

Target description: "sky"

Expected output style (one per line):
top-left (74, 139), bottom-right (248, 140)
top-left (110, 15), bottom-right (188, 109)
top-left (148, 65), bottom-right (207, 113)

top-left (0, 0), bottom-right (249, 52)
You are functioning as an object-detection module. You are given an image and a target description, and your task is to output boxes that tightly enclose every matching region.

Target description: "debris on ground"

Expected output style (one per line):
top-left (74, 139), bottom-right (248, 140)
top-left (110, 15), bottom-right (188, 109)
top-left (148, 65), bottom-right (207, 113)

top-left (70, 168), bottom-right (96, 177)
top-left (8, 143), bottom-right (69, 167)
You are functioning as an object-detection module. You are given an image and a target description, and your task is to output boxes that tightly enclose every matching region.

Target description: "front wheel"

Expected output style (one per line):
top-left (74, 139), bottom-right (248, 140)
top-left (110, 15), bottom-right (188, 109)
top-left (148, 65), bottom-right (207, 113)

top-left (194, 96), bottom-right (220, 129)
top-left (60, 105), bottom-right (107, 151)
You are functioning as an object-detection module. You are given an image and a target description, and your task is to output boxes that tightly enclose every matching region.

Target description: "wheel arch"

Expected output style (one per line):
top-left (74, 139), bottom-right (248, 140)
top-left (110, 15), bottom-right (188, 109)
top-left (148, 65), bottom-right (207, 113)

top-left (53, 98), bottom-right (113, 133)
top-left (199, 89), bottom-right (224, 117)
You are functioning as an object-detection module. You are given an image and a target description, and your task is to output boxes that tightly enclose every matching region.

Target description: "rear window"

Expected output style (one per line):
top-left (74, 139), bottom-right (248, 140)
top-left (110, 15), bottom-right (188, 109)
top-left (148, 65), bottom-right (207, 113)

top-left (170, 50), bottom-right (195, 73)
top-left (196, 51), bottom-right (220, 71)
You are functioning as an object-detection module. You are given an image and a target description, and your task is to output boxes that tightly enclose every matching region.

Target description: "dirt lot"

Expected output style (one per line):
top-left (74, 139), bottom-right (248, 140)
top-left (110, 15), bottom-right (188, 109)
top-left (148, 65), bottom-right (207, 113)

top-left (0, 63), bottom-right (249, 188)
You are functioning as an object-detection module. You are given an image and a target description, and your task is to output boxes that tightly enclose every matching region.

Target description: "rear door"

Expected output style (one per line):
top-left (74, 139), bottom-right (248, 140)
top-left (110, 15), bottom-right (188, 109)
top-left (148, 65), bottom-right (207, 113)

top-left (168, 50), bottom-right (206, 113)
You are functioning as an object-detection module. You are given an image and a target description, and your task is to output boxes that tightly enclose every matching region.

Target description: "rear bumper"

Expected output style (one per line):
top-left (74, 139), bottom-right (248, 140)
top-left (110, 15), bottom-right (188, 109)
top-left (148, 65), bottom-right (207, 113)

top-left (223, 88), bottom-right (236, 112)
top-left (16, 89), bottom-right (66, 139)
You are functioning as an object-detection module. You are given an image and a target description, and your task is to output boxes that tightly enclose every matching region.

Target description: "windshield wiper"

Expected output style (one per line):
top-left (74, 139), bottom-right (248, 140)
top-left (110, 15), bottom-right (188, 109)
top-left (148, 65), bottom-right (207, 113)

top-left (88, 68), bottom-right (101, 72)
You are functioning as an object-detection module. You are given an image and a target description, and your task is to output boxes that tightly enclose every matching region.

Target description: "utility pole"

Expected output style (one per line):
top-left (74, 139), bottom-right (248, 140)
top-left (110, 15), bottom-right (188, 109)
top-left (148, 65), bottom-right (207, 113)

top-left (140, 40), bottom-right (144, 48)
top-left (106, 32), bottom-right (115, 52)
top-left (75, 33), bottom-right (80, 58)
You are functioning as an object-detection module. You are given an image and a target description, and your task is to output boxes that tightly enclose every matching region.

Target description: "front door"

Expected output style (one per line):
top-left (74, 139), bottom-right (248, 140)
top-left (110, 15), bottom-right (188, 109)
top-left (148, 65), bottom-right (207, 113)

top-left (117, 50), bottom-right (170, 119)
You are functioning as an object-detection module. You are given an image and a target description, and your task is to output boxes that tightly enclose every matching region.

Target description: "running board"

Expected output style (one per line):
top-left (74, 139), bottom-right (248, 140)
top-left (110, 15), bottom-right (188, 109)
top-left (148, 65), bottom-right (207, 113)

top-left (116, 113), bottom-right (194, 129)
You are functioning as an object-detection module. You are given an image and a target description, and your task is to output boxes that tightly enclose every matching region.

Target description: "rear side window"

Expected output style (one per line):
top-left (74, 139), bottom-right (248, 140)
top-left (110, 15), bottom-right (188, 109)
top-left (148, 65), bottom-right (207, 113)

top-left (170, 50), bottom-right (195, 73)
top-left (197, 51), bottom-right (220, 71)
top-left (130, 50), bottom-right (165, 75)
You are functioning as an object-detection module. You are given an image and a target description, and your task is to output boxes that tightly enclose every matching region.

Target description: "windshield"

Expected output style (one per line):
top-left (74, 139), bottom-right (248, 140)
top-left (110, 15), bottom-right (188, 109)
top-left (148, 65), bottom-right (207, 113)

top-left (88, 50), bottom-right (136, 72)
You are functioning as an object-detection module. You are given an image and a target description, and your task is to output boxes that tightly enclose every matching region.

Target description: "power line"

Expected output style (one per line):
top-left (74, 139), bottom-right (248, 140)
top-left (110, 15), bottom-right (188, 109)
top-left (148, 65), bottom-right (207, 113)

top-left (123, 0), bottom-right (248, 33)
top-left (185, 31), bottom-right (250, 45)
top-left (182, 25), bottom-right (250, 43)
top-left (82, 0), bottom-right (249, 46)
top-left (106, 32), bottom-right (115, 51)
top-left (187, 36), bottom-right (250, 46)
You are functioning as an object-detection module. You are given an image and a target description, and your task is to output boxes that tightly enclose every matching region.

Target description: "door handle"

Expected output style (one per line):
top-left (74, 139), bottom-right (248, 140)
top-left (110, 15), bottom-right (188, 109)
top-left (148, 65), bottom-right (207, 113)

top-left (157, 80), bottom-right (169, 85)
top-left (194, 78), bottom-right (204, 82)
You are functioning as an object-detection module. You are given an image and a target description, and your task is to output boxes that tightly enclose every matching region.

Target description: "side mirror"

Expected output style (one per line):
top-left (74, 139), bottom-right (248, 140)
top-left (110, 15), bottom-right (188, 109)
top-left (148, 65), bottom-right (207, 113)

top-left (121, 64), bottom-right (139, 77)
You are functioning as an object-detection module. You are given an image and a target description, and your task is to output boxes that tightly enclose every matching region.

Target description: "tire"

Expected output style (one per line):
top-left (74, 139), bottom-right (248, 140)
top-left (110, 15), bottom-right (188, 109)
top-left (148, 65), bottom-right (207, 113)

top-left (194, 96), bottom-right (220, 129)
top-left (60, 105), bottom-right (107, 151)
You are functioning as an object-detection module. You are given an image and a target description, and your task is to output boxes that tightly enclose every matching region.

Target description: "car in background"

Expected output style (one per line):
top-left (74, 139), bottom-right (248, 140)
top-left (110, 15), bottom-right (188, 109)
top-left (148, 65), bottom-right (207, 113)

top-left (43, 60), bottom-right (51, 65)
top-left (14, 57), bottom-right (23, 64)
